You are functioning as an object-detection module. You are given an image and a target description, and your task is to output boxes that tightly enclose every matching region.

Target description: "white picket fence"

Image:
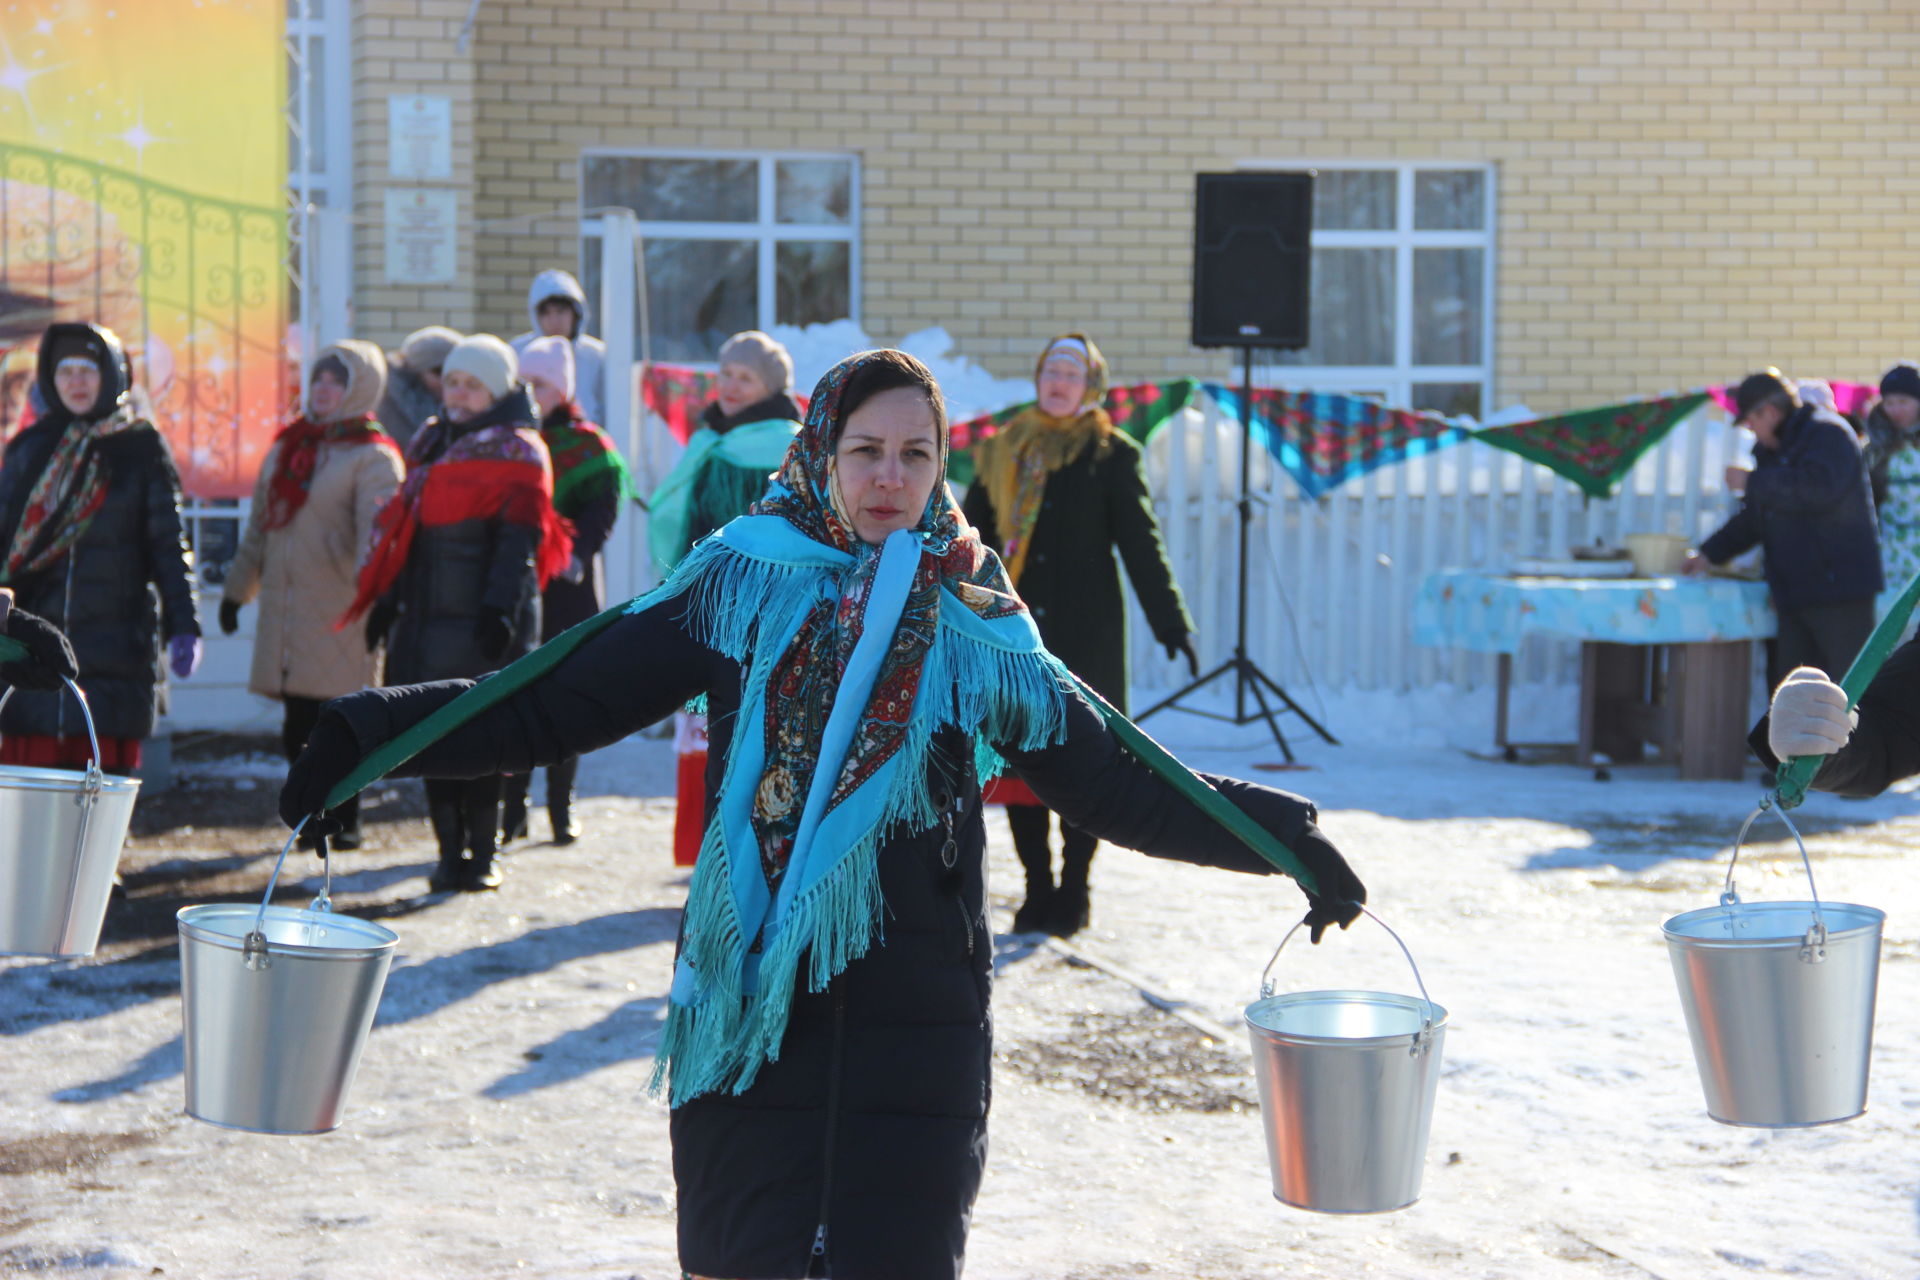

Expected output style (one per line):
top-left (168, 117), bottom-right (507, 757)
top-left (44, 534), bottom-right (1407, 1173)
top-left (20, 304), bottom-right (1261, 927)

top-left (1126, 395), bottom-right (1751, 707)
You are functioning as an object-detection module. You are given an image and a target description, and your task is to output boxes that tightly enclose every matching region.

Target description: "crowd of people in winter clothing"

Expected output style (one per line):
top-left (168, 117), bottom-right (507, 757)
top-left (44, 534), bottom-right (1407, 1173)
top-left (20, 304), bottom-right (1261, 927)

top-left (16, 269), bottom-right (1920, 1277)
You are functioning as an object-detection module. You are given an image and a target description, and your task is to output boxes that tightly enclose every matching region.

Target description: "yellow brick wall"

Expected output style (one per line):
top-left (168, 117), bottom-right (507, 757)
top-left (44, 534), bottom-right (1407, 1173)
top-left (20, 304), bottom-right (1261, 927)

top-left (351, 0), bottom-right (479, 347)
top-left (351, 0), bottom-right (1920, 413)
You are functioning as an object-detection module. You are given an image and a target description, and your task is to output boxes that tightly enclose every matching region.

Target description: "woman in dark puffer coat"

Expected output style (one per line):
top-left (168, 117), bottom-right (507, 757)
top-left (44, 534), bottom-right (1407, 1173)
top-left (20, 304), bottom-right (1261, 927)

top-left (964, 332), bottom-right (1197, 937)
top-left (345, 334), bottom-right (570, 891)
top-left (0, 322), bottom-right (200, 772)
top-left (283, 349), bottom-right (1364, 1280)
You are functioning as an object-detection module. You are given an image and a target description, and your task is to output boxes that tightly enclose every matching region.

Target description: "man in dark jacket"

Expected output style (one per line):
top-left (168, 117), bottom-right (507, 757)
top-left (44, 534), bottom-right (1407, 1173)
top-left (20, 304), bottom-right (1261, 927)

top-left (1686, 369), bottom-right (1882, 688)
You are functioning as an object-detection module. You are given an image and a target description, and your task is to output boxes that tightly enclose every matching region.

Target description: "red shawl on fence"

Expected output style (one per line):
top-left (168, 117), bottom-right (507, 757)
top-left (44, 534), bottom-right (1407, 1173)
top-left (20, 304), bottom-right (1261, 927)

top-left (339, 419), bottom-right (573, 626)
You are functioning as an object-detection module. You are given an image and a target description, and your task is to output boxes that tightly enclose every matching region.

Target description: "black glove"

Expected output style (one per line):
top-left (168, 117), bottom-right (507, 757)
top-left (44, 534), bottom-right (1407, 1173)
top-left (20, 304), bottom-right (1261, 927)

top-left (364, 596), bottom-right (398, 654)
top-left (279, 711), bottom-right (362, 837)
top-left (218, 600), bottom-right (242, 635)
top-left (0, 607), bottom-right (79, 691)
top-left (1164, 634), bottom-right (1200, 678)
top-left (474, 608), bottom-right (514, 661)
top-left (1292, 824), bottom-right (1366, 944)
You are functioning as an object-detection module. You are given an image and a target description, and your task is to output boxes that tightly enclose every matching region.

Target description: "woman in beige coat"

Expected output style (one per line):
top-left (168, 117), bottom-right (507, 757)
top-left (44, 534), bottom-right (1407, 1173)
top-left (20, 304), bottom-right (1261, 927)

top-left (221, 340), bottom-right (405, 847)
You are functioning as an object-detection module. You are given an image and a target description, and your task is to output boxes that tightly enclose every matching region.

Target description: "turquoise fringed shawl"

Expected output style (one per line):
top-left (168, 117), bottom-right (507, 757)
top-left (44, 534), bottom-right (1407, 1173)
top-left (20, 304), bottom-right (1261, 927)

top-left (639, 515), bottom-right (1070, 1105)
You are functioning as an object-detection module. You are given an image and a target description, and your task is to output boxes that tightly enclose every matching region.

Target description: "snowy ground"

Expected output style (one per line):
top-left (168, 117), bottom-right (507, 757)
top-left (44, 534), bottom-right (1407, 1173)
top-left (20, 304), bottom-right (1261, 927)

top-left (2, 707), bottom-right (1918, 1280)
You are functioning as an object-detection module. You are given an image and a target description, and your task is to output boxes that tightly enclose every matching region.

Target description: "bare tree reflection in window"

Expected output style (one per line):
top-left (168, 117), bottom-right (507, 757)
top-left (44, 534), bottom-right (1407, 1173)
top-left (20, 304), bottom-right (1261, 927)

top-left (1268, 248), bottom-right (1395, 368)
top-left (1413, 248), bottom-right (1484, 366)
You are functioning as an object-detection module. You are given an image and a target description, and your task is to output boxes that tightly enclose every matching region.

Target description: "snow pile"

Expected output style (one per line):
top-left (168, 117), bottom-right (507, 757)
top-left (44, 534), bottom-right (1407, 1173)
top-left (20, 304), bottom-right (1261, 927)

top-left (767, 320), bottom-right (1034, 420)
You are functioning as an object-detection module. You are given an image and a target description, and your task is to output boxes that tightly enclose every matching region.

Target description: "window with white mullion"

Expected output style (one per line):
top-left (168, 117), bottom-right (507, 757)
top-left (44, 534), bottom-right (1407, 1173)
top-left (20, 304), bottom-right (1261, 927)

top-left (582, 149), bottom-right (860, 363)
top-left (1255, 161), bottom-right (1494, 420)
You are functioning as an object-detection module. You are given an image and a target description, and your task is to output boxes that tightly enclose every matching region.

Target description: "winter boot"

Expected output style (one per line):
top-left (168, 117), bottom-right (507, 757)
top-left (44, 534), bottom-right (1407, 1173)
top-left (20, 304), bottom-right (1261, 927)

top-left (500, 772), bottom-right (530, 843)
top-left (1048, 826), bottom-right (1098, 937)
top-left (425, 786), bottom-right (468, 893)
top-left (1006, 804), bottom-right (1054, 933)
top-left (547, 755), bottom-right (580, 845)
top-left (460, 777), bottom-right (505, 892)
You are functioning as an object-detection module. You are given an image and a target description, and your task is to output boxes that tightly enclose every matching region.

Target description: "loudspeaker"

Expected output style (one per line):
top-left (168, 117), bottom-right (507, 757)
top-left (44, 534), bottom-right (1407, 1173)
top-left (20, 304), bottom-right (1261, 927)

top-left (1190, 171), bottom-right (1313, 350)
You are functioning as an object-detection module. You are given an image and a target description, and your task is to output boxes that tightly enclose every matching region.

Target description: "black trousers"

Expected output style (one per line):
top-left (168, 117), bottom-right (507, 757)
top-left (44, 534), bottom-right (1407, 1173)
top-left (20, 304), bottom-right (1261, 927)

top-left (282, 695), bottom-right (360, 835)
top-left (1770, 597), bottom-right (1876, 690)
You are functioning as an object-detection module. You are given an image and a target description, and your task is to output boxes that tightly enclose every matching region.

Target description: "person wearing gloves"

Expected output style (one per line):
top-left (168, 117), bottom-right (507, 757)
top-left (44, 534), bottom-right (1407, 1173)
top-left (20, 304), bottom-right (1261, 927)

top-left (510, 269), bottom-right (606, 424)
top-left (1754, 651), bottom-right (1920, 796)
top-left (0, 589), bottom-right (80, 693)
top-left (1862, 361), bottom-right (1920, 582)
top-left (963, 332), bottom-right (1199, 937)
top-left (648, 330), bottom-right (804, 867)
top-left (1685, 368), bottom-right (1882, 689)
top-left (341, 334), bottom-right (572, 891)
top-left (498, 336), bottom-right (633, 846)
top-left (280, 348), bottom-right (1364, 1280)
top-left (376, 325), bottom-right (460, 449)
top-left (0, 322), bottom-right (200, 774)
top-left (221, 341), bottom-right (405, 849)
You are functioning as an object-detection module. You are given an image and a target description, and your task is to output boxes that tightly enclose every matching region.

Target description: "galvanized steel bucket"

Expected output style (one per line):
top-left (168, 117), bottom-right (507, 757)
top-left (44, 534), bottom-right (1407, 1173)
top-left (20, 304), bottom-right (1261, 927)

top-left (178, 823), bottom-right (397, 1134)
top-left (1664, 801), bottom-right (1882, 1128)
top-left (1243, 909), bottom-right (1447, 1214)
top-left (0, 678), bottom-right (140, 958)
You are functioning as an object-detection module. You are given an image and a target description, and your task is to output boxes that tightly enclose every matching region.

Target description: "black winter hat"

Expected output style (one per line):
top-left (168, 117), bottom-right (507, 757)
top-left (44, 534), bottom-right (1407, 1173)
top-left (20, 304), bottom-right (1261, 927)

top-left (1880, 362), bottom-right (1920, 403)
top-left (1731, 368), bottom-right (1797, 424)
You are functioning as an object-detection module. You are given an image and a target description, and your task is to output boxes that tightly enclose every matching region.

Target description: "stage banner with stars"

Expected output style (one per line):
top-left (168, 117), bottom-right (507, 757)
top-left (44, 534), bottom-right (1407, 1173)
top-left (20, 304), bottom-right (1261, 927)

top-left (0, 1), bottom-right (286, 498)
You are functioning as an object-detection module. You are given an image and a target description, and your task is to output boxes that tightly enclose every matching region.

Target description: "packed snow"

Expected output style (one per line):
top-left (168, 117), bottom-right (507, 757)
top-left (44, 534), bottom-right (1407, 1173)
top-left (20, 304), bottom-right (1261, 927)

top-left (1, 696), bottom-right (1917, 1279)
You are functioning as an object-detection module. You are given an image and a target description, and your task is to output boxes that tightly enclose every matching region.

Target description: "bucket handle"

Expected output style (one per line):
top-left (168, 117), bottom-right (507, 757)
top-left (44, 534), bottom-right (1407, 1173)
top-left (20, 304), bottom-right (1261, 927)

top-left (242, 816), bottom-right (334, 972)
top-left (0, 674), bottom-right (106, 790)
top-left (1725, 795), bottom-right (1827, 963)
top-left (0, 676), bottom-right (105, 946)
top-left (1260, 906), bottom-right (1440, 1057)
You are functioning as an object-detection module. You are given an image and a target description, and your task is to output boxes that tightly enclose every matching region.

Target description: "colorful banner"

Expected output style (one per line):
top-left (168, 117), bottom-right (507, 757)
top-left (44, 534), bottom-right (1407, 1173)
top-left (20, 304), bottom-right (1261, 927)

top-left (944, 378), bottom-right (1201, 488)
top-left (0, 2), bottom-right (287, 498)
top-left (1204, 385), bottom-right (1470, 500)
top-left (638, 364), bottom-right (1735, 505)
top-left (1475, 392), bottom-right (1712, 500)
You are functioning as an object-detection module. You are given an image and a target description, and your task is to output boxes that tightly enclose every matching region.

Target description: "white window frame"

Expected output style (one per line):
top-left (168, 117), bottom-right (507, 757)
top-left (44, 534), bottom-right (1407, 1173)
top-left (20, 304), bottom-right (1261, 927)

top-left (578, 147), bottom-right (862, 363)
top-left (286, 0), bottom-right (355, 362)
top-left (1236, 158), bottom-right (1497, 417)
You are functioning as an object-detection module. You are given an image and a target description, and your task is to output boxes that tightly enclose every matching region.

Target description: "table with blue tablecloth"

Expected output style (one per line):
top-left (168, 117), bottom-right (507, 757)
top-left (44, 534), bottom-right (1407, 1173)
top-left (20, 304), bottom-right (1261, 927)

top-left (1414, 572), bottom-right (1776, 779)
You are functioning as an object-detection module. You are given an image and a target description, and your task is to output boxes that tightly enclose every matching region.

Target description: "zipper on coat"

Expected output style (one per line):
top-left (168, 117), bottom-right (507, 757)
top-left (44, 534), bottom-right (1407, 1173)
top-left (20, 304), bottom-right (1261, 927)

top-left (810, 980), bottom-right (848, 1276)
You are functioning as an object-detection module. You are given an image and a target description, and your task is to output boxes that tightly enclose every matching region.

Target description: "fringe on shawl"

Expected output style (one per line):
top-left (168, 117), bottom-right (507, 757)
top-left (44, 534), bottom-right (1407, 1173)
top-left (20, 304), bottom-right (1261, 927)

top-left (643, 543), bottom-right (1072, 1106)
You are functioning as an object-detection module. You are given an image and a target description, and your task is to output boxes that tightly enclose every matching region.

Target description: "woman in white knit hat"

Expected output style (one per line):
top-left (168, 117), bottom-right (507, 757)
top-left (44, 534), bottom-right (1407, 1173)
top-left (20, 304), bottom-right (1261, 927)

top-left (341, 333), bottom-right (574, 891)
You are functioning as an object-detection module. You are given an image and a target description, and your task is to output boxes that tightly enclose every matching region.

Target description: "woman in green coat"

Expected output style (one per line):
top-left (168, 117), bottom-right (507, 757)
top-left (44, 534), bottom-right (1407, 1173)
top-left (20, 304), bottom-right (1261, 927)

top-left (963, 332), bottom-right (1196, 936)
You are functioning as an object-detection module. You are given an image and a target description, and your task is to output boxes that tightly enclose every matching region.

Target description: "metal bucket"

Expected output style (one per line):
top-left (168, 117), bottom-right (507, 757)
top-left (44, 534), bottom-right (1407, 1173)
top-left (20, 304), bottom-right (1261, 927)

top-left (1664, 802), bottom-right (1882, 1128)
top-left (1243, 909), bottom-right (1447, 1214)
top-left (177, 826), bottom-right (397, 1134)
top-left (0, 678), bottom-right (140, 958)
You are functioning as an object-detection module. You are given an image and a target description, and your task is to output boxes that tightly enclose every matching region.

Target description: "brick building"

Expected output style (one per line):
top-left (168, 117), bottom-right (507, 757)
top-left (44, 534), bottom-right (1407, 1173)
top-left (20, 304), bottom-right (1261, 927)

top-left (315, 0), bottom-right (1920, 421)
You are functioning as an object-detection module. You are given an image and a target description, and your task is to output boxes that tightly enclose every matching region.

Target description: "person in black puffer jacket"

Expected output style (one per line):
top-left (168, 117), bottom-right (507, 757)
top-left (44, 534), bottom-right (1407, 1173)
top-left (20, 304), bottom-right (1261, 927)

top-left (344, 334), bottom-right (571, 891)
top-left (282, 349), bottom-right (1366, 1280)
top-left (1687, 368), bottom-right (1883, 689)
top-left (0, 323), bottom-right (200, 773)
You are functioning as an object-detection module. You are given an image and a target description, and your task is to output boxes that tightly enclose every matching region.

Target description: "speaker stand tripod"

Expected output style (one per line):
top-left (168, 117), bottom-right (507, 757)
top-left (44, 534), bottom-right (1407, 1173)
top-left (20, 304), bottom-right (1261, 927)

top-left (1135, 345), bottom-right (1338, 762)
